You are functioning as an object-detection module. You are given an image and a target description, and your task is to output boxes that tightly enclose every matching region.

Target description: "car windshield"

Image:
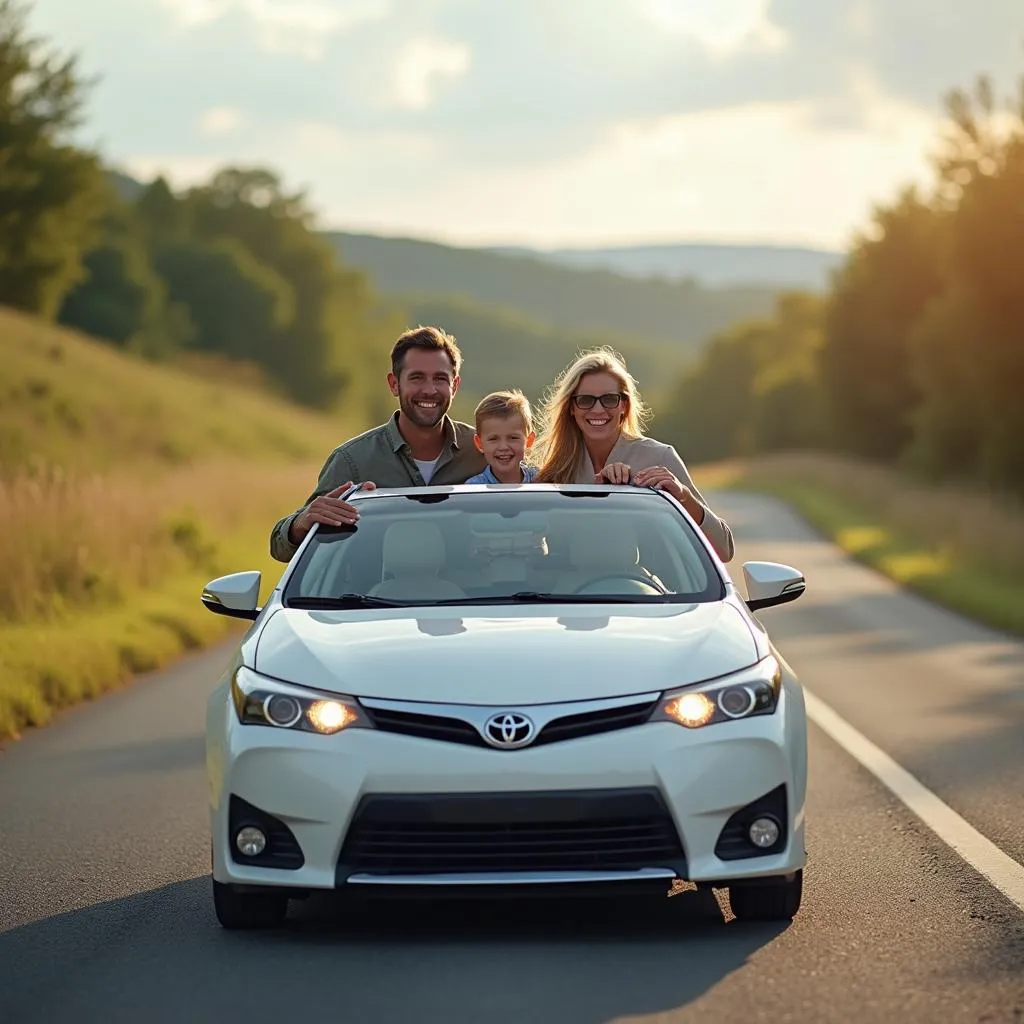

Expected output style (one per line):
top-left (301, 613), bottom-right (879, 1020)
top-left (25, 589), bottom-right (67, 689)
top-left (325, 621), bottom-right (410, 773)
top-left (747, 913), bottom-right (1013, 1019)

top-left (282, 489), bottom-right (725, 607)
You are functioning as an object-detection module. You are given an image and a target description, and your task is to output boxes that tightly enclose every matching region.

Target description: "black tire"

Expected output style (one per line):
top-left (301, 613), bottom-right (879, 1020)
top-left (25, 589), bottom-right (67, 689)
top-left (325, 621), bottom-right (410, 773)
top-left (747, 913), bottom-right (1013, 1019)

top-left (728, 871), bottom-right (802, 921)
top-left (213, 878), bottom-right (288, 930)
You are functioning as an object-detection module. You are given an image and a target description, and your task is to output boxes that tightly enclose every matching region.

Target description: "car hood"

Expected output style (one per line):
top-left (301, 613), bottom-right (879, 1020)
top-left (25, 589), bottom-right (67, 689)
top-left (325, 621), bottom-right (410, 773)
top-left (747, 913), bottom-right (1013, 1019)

top-left (253, 601), bottom-right (759, 704)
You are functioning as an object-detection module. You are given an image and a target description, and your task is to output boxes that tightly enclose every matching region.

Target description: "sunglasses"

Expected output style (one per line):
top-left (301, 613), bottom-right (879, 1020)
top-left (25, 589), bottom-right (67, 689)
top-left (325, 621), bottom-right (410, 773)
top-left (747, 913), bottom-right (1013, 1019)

top-left (572, 392), bottom-right (626, 410)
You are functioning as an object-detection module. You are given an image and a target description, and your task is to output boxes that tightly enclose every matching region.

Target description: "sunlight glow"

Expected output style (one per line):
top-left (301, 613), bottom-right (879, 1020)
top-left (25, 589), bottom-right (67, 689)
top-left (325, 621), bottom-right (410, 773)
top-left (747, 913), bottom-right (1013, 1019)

top-left (160, 0), bottom-right (390, 58)
top-left (389, 36), bottom-right (472, 111)
top-left (198, 106), bottom-right (242, 137)
top-left (638, 0), bottom-right (787, 56)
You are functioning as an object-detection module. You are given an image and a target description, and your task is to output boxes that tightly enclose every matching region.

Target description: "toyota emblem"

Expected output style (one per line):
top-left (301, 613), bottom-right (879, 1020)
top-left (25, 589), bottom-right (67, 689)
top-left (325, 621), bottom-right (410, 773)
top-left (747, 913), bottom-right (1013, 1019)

top-left (482, 712), bottom-right (536, 749)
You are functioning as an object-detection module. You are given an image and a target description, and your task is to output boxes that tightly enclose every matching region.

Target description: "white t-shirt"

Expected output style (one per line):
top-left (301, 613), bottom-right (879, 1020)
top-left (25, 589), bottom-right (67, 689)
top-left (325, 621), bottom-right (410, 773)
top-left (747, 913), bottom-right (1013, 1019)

top-left (414, 457), bottom-right (440, 483)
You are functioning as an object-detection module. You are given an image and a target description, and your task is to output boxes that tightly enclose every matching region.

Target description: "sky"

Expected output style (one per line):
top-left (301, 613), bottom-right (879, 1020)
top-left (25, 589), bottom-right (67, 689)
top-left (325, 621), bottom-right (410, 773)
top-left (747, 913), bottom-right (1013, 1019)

top-left (27, 0), bottom-right (1024, 251)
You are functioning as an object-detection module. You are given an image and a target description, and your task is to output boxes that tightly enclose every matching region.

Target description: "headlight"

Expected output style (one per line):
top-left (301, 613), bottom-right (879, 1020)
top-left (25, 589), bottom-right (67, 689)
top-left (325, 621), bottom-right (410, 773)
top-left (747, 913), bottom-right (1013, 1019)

top-left (651, 656), bottom-right (782, 729)
top-left (230, 666), bottom-right (371, 735)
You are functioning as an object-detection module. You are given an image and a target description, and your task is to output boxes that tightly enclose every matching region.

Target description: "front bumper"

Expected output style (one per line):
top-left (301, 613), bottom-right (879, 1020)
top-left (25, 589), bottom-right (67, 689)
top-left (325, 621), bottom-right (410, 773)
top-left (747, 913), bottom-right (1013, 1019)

top-left (208, 687), bottom-right (807, 895)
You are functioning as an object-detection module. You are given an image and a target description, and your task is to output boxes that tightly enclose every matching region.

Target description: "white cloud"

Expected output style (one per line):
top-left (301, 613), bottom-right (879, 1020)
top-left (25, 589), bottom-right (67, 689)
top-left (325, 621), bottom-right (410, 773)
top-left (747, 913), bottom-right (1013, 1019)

top-left (309, 97), bottom-right (941, 250)
top-left (290, 121), bottom-right (439, 163)
top-left (160, 0), bottom-right (390, 58)
top-left (28, 0), bottom-right (1023, 249)
top-left (198, 106), bottom-right (242, 136)
top-left (159, 0), bottom-right (230, 28)
top-left (388, 36), bottom-right (472, 112)
top-left (638, 0), bottom-right (787, 57)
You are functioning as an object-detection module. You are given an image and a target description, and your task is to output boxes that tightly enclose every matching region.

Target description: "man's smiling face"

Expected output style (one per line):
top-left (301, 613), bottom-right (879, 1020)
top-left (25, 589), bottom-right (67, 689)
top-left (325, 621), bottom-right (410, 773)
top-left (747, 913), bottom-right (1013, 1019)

top-left (389, 348), bottom-right (458, 428)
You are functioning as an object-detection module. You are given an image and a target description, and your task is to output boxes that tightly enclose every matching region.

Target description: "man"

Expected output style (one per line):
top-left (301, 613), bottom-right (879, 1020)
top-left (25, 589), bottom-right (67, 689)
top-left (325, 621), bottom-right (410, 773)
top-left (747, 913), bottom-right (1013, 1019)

top-left (269, 325), bottom-right (486, 562)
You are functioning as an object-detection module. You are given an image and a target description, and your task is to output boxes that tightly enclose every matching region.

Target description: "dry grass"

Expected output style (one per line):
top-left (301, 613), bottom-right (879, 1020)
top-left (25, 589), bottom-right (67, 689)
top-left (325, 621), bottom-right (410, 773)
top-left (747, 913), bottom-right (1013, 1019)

top-left (695, 451), bottom-right (1024, 635)
top-left (0, 459), bottom-right (326, 738)
top-left (696, 452), bottom-right (1024, 578)
top-left (0, 460), bottom-right (319, 624)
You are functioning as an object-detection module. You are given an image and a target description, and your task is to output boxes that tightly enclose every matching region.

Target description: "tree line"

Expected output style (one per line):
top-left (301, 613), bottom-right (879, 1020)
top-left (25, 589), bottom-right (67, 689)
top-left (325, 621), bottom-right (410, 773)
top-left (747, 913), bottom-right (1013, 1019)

top-left (0, 0), bottom-right (400, 421)
top-left (660, 72), bottom-right (1024, 496)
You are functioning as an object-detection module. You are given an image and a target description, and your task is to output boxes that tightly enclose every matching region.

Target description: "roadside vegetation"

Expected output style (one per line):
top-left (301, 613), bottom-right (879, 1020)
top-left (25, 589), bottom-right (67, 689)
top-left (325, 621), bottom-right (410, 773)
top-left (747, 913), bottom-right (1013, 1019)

top-left (662, 70), bottom-right (1024, 637)
top-left (661, 74), bottom-right (1024, 503)
top-left (0, 309), bottom-right (344, 741)
top-left (696, 453), bottom-right (1024, 638)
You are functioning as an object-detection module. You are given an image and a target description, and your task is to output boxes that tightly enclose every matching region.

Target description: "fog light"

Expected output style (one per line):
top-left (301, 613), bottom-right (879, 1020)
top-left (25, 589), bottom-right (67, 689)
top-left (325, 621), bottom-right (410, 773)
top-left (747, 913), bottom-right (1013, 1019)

top-left (748, 817), bottom-right (780, 848)
top-left (236, 826), bottom-right (267, 857)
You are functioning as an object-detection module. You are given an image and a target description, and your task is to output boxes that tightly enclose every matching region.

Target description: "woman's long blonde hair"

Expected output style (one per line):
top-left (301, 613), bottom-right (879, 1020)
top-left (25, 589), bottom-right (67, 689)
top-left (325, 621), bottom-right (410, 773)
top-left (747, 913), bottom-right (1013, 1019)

top-left (535, 347), bottom-right (650, 483)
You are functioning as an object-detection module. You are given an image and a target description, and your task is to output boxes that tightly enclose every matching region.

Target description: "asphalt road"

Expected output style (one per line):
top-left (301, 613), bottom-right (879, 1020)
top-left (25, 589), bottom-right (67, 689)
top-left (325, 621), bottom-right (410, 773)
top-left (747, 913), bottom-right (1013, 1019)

top-left (1, 491), bottom-right (1023, 1023)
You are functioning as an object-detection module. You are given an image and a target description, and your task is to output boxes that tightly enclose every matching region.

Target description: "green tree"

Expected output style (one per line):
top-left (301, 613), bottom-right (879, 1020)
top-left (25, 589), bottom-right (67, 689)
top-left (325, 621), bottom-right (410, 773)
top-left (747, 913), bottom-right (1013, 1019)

top-left (907, 76), bottom-right (1024, 491)
top-left (749, 292), bottom-right (827, 452)
top-left (0, 0), bottom-right (108, 317)
top-left (57, 204), bottom-right (194, 358)
top-left (817, 187), bottom-right (947, 459)
top-left (183, 167), bottom-right (398, 410)
top-left (134, 175), bottom-right (191, 248)
top-left (661, 319), bottom-right (767, 463)
top-left (153, 236), bottom-right (294, 364)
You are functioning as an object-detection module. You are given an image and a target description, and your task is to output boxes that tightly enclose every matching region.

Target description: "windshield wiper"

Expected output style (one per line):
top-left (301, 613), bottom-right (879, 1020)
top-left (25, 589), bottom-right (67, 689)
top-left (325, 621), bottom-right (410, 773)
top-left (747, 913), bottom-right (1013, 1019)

top-left (285, 594), bottom-right (412, 609)
top-left (433, 591), bottom-right (654, 605)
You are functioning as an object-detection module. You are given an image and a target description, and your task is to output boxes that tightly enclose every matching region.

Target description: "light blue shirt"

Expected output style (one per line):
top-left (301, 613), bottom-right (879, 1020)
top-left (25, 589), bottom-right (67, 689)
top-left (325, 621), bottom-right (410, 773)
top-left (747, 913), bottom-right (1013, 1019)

top-left (465, 464), bottom-right (538, 484)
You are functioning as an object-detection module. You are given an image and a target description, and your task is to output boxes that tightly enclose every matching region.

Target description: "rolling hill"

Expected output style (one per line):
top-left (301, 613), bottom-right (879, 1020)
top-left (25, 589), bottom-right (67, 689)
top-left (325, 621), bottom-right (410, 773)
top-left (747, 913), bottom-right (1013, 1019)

top-left (400, 294), bottom-right (686, 421)
top-left (325, 231), bottom-right (783, 350)
top-left (96, 169), bottom-right (805, 416)
top-left (488, 242), bottom-right (843, 290)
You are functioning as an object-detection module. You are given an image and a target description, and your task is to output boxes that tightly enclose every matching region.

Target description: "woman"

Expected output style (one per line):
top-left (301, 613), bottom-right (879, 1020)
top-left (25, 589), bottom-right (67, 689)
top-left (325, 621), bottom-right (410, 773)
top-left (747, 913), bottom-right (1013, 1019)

top-left (535, 348), bottom-right (735, 562)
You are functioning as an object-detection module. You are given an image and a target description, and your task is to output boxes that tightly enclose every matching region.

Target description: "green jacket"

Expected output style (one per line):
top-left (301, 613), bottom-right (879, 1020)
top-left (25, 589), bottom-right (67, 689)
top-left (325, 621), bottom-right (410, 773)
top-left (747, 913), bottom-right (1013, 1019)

top-left (269, 412), bottom-right (486, 562)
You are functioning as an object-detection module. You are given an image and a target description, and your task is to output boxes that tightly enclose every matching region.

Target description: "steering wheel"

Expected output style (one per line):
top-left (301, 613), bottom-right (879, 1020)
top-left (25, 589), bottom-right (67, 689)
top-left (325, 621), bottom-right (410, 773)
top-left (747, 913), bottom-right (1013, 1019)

top-left (571, 573), bottom-right (669, 596)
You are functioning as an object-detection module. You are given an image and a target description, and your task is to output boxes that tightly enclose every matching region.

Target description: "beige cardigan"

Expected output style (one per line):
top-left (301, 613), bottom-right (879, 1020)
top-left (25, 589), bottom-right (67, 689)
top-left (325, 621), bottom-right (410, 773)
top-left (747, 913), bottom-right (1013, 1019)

top-left (573, 434), bottom-right (735, 562)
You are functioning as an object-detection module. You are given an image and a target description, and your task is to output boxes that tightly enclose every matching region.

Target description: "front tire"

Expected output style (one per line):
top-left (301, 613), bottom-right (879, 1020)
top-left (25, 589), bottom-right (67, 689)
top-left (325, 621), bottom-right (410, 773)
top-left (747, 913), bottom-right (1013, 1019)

top-left (213, 879), bottom-right (288, 930)
top-left (729, 870), bottom-right (802, 921)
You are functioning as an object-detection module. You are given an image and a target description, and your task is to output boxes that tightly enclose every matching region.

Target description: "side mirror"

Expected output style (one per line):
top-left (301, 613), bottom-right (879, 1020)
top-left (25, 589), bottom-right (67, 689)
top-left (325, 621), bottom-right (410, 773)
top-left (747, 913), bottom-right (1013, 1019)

top-left (742, 561), bottom-right (805, 612)
top-left (201, 571), bottom-right (262, 620)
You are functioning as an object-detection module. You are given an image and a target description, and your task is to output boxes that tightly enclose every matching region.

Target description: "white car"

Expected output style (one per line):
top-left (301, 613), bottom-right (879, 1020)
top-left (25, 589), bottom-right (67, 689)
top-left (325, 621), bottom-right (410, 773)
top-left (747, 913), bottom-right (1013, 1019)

top-left (203, 483), bottom-right (808, 930)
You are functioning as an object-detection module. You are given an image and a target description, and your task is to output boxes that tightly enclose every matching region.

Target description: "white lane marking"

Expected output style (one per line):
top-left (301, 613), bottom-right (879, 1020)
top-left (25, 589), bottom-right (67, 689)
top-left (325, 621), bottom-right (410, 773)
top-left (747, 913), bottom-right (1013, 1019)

top-left (804, 687), bottom-right (1024, 913)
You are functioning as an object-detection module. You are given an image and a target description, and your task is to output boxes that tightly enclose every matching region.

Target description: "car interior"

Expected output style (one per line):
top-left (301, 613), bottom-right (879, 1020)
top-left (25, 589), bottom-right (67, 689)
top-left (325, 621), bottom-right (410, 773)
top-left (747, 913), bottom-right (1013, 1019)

top-left (291, 506), bottom-right (717, 603)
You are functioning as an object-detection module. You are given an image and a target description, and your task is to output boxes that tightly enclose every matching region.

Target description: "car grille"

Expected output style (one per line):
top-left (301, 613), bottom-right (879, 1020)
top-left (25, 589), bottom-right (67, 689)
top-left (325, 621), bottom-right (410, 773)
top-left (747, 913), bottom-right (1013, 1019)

top-left (361, 698), bottom-right (659, 748)
top-left (337, 788), bottom-right (686, 876)
top-left (534, 700), bottom-right (659, 745)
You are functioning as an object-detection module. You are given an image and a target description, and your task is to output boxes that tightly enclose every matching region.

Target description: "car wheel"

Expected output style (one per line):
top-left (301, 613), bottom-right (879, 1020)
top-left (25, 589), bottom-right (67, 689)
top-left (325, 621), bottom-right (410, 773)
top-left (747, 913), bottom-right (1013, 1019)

top-left (728, 871), bottom-right (802, 922)
top-left (213, 878), bottom-right (288, 930)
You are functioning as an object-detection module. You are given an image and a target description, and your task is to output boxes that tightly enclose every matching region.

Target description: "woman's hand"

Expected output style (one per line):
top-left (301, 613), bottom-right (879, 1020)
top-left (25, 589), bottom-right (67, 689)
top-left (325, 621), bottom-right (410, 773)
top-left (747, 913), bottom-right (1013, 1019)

top-left (632, 466), bottom-right (705, 523)
top-left (596, 462), bottom-right (632, 484)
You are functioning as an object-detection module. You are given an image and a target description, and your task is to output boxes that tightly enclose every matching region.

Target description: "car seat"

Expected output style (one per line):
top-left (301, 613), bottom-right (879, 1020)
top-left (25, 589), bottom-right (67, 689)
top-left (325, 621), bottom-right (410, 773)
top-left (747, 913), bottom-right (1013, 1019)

top-left (551, 515), bottom-right (642, 593)
top-left (367, 521), bottom-right (467, 602)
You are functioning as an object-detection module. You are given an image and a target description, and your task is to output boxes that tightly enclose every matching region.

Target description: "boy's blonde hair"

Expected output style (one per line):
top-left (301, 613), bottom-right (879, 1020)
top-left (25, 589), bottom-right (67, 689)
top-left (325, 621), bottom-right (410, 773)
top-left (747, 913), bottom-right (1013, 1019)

top-left (474, 389), bottom-right (534, 435)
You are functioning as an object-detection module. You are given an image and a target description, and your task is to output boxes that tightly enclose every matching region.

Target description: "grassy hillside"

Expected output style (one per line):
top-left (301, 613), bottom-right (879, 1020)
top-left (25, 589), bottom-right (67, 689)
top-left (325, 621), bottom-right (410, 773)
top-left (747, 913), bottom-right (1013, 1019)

top-left (0, 307), bottom-right (350, 741)
top-left (326, 231), bottom-right (781, 350)
top-left (1, 307), bottom-right (344, 475)
top-left (400, 294), bottom-right (688, 419)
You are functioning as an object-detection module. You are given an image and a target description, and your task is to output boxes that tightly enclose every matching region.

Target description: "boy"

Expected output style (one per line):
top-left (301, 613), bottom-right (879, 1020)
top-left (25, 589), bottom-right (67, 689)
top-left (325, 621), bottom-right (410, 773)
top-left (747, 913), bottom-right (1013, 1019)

top-left (465, 390), bottom-right (538, 484)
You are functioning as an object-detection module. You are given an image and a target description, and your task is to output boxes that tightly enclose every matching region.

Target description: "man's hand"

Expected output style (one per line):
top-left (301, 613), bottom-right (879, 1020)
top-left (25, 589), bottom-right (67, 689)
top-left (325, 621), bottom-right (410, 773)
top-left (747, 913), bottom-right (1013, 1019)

top-left (631, 466), bottom-right (704, 523)
top-left (596, 462), bottom-right (631, 484)
top-left (288, 481), bottom-right (376, 544)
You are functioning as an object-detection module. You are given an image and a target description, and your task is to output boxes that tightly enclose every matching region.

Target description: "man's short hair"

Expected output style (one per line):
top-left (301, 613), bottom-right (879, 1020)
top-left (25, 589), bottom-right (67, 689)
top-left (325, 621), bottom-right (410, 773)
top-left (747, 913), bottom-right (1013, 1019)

top-left (474, 389), bottom-right (533, 434)
top-left (391, 325), bottom-right (462, 377)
